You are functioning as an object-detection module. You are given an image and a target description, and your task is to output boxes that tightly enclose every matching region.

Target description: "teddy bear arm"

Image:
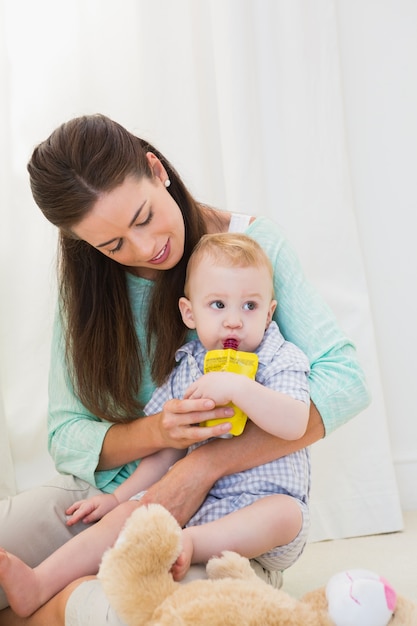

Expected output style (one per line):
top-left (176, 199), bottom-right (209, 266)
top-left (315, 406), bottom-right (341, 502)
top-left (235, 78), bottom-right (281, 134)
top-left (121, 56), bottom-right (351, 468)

top-left (206, 550), bottom-right (259, 581)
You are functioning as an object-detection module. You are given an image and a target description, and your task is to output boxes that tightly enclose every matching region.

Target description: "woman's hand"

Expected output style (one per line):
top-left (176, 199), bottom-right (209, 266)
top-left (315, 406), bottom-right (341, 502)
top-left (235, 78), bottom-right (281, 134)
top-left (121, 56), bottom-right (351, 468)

top-left (156, 397), bottom-right (234, 449)
top-left (97, 398), bottom-right (235, 470)
top-left (138, 450), bottom-right (214, 526)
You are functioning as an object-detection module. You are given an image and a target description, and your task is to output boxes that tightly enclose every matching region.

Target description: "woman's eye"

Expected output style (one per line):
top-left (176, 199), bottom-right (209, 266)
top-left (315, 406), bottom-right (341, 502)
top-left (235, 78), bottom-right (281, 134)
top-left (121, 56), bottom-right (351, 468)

top-left (210, 301), bottom-right (225, 310)
top-left (136, 210), bottom-right (153, 227)
top-left (108, 239), bottom-right (123, 255)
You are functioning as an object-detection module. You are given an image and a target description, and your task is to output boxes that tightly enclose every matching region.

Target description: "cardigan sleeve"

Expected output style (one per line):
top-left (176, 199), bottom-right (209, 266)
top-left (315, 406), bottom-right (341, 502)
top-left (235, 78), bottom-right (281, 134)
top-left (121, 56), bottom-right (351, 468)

top-left (47, 309), bottom-right (138, 492)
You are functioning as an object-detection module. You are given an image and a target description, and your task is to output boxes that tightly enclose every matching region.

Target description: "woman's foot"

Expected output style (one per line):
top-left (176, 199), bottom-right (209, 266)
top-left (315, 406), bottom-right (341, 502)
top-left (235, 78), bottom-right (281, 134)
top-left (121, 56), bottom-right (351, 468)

top-left (0, 548), bottom-right (42, 617)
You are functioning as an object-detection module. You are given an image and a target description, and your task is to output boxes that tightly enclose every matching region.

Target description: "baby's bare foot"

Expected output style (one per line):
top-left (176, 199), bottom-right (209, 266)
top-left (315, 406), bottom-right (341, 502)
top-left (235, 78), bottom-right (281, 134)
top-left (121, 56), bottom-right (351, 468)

top-left (0, 548), bottom-right (42, 617)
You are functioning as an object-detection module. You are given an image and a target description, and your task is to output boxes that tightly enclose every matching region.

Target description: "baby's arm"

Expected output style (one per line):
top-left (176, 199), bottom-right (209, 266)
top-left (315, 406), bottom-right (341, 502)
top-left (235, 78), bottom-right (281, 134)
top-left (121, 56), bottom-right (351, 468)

top-left (66, 447), bottom-right (185, 525)
top-left (185, 372), bottom-right (309, 441)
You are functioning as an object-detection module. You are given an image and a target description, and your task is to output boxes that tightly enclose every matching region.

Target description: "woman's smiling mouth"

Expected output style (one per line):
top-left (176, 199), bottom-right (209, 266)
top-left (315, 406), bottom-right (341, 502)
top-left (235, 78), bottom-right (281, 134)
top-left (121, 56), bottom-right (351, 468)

top-left (149, 240), bottom-right (170, 264)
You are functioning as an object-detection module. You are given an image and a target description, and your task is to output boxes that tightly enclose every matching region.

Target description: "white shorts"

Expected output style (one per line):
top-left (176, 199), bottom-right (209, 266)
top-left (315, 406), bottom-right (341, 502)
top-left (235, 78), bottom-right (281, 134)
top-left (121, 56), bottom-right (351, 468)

top-left (65, 564), bottom-right (207, 625)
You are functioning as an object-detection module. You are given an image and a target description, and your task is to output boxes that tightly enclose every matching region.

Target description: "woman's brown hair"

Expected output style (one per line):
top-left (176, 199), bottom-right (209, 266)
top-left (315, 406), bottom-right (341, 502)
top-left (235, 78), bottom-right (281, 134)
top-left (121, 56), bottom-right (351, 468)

top-left (27, 114), bottom-right (207, 422)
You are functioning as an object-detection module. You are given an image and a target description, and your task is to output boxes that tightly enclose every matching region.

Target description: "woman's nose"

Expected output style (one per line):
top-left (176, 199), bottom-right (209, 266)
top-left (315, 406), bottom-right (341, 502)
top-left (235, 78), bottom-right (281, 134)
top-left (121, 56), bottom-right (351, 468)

top-left (130, 233), bottom-right (155, 259)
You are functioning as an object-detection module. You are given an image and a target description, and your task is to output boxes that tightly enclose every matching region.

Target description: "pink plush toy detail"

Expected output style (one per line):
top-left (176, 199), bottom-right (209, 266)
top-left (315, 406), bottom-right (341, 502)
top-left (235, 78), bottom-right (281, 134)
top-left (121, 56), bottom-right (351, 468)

top-left (326, 569), bottom-right (397, 626)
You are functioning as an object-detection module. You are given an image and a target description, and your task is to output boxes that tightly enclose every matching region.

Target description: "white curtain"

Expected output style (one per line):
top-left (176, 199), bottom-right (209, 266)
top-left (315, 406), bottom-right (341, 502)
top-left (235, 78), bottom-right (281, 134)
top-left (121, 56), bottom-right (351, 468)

top-left (0, 392), bottom-right (15, 499)
top-left (0, 3), bottom-right (16, 499)
top-left (0, 0), bottom-right (406, 540)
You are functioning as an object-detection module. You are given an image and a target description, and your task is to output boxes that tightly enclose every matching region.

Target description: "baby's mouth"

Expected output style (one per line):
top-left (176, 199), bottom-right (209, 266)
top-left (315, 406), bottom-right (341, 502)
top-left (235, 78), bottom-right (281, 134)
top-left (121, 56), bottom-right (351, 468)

top-left (223, 338), bottom-right (239, 350)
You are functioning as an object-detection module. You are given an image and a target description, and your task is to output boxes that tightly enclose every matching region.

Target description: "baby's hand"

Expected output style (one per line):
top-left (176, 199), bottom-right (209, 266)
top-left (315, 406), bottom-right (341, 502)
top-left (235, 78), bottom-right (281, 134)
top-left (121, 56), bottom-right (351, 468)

top-left (170, 532), bottom-right (193, 581)
top-left (184, 371), bottom-right (241, 406)
top-left (65, 493), bottom-right (119, 526)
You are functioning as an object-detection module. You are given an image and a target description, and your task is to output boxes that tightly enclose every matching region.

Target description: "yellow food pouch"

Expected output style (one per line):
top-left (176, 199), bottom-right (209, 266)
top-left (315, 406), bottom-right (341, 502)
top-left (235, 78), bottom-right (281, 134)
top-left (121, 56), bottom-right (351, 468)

top-left (200, 346), bottom-right (258, 436)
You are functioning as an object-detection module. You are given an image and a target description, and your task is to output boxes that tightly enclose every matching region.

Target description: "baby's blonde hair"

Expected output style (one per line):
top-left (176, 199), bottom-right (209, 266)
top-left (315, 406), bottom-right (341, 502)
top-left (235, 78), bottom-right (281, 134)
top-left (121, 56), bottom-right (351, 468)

top-left (184, 232), bottom-right (274, 297)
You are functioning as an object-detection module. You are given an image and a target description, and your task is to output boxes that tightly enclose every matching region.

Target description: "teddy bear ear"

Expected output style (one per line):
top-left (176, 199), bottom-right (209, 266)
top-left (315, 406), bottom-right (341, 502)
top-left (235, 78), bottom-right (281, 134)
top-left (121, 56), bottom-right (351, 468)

top-left (326, 570), bottom-right (396, 626)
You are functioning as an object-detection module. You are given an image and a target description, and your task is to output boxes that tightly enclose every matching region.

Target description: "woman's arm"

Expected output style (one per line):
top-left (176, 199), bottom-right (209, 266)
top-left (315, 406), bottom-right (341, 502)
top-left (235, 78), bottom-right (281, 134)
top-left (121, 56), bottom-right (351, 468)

top-left (140, 402), bottom-right (324, 526)
top-left (97, 398), bottom-right (235, 470)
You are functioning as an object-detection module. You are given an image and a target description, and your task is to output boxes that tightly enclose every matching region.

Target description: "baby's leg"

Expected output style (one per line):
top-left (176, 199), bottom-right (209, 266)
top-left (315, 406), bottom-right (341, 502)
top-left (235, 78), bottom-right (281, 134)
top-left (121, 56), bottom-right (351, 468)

top-left (0, 500), bottom-right (139, 617)
top-left (0, 475), bottom-right (102, 611)
top-left (179, 494), bottom-right (302, 577)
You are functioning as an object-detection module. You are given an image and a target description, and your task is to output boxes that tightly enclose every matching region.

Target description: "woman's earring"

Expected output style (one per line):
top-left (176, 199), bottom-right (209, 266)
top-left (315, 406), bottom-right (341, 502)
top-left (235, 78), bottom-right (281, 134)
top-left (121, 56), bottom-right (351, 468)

top-left (164, 179), bottom-right (171, 188)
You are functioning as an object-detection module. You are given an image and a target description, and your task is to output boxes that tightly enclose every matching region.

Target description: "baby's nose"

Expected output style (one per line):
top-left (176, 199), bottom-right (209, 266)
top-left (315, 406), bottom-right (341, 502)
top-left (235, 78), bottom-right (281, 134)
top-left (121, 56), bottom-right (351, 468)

top-left (224, 315), bottom-right (243, 328)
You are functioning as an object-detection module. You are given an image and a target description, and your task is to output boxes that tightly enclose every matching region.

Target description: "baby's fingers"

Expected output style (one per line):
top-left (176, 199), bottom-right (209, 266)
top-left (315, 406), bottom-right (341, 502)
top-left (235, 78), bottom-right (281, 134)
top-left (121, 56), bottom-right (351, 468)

top-left (66, 509), bottom-right (86, 526)
top-left (65, 500), bottom-right (86, 515)
top-left (77, 510), bottom-right (101, 525)
top-left (66, 501), bottom-right (95, 526)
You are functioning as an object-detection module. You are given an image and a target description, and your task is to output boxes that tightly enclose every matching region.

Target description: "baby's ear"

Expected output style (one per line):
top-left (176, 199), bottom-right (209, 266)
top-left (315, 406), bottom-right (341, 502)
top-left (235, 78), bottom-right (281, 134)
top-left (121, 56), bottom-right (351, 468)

top-left (179, 297), bottom-right (196, 329)
top-left (266, 299), bottom-right (277, 327)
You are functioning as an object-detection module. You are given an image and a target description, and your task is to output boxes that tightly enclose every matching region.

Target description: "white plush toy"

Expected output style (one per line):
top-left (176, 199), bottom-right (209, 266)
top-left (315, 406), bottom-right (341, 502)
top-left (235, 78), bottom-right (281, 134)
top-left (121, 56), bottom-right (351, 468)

top-left (326, 569), bottom-right (397, 626)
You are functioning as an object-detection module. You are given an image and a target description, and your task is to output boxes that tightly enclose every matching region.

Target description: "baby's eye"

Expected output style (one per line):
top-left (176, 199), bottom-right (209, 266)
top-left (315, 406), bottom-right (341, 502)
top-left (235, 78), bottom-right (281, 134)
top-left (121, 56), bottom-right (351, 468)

top-left (210, 301), bottom-right (225, 310)
top-left (243, 302), bottom-right (256, 311)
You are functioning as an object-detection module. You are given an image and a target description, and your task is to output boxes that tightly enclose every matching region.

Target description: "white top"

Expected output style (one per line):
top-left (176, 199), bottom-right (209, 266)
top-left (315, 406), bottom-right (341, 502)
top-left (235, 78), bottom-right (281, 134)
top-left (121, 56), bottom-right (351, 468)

top-left (228, 212), bottom-right (252, 232)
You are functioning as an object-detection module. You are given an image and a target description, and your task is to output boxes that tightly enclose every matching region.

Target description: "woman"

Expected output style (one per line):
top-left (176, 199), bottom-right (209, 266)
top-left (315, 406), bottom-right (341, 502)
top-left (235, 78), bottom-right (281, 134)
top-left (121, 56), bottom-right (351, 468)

top-left (0, 114), bottom-right (369, 625)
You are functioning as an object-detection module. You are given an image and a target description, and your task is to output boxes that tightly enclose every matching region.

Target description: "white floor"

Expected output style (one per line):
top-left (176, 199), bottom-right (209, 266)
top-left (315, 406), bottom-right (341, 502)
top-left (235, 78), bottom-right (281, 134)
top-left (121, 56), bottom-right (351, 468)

top-left (283, 510), bottom-right (417, 604)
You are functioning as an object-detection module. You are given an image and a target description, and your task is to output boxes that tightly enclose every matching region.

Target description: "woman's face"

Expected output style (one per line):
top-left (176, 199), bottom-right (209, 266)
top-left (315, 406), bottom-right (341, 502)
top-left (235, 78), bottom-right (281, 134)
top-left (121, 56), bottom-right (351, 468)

top-left (72, 157), bottom-right (185, 279)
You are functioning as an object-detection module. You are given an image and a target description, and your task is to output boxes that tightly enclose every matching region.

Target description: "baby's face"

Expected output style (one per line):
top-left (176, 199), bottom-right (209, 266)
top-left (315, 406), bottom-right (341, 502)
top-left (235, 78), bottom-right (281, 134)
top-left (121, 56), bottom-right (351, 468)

top-left (180, 261), bottom-right (276, 352)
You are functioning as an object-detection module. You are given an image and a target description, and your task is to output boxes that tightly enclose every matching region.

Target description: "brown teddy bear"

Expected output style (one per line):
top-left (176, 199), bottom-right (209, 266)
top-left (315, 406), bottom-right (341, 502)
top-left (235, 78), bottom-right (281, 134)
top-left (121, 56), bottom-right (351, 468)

top-left (97, 504), bottom-right (417, 626)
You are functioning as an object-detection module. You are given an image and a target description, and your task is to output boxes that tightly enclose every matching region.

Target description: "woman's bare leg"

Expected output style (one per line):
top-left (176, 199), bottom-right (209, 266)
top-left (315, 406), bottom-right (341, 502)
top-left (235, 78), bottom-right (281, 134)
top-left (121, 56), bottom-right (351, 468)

top-left (0, 576), bottom-right (95, 626)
